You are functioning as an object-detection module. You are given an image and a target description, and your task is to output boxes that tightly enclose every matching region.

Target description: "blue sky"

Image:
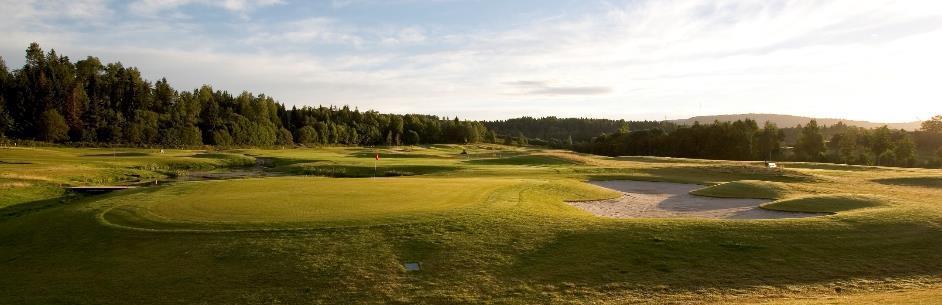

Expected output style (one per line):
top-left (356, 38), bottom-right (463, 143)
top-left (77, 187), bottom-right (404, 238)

top-left (2, 0), bottom-right (941, 122)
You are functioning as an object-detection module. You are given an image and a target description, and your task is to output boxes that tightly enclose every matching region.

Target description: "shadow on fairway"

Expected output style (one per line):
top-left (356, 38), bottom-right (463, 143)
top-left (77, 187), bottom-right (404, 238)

top-left (81, 152), bottom-right (151, 157)
top-left (285, 163), bottom-right (460, 178)
top-left (466, 155), bottom-right (579, 166)
top-left (873, 176), bottom-right (942, 188)
top-left (0, 195), bottom-right (77, 220)
top-left (782, 162), bottom-right (890, 172)
top-left (583, 165), bottom-right (816, 184)
top-left (349, 151), bottom-right (453, 159)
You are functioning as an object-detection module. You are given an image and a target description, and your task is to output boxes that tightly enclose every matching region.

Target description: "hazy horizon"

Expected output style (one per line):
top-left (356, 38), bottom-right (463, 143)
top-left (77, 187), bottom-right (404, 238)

top-left (3, 0), bottom-right (940, 122)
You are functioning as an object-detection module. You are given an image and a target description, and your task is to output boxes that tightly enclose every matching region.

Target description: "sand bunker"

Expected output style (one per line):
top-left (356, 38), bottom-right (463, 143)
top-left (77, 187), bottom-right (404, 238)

top-left (571, 180), bottom-right (821, 220)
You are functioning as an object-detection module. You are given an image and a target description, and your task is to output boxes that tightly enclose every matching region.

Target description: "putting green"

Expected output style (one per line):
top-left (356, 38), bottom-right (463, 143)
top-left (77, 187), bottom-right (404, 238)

top-left (99, 177), bottom-right (525, 230)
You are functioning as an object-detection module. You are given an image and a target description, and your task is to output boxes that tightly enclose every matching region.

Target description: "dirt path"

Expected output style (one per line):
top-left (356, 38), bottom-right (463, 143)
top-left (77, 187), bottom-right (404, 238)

top-left (570, 180), bottom-right (820, 220)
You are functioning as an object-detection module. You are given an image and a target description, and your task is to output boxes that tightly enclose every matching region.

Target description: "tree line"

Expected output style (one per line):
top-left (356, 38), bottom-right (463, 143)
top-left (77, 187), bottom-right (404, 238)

top-left (575, 117), bottom-right (942, 168)
top-left (0, 43), bottom-right (490, 147)
top-left (484, 116), bottom-right (675, 147)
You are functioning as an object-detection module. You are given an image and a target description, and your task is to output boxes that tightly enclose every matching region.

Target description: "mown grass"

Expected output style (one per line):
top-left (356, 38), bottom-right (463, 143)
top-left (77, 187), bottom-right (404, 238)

top-left (692, 180), bottom-right (792, 199)
top-left (761, 194), bottom-right (890, 213)
top-left (1, 145), bottom-right (941, 304)
top-left (100, 177), bottom-right (562, 230)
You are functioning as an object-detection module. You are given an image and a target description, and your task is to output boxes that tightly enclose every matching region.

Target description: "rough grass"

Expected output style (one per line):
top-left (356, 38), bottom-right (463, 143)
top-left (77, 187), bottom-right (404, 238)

top-left (691, 180), bottom-right (792, 199)
top-left (191, 152), bottom-right (256, 167)
top-left (0, 179), bottom-right (63, 209)
top-left (761, 194), bottom-right (890, 213)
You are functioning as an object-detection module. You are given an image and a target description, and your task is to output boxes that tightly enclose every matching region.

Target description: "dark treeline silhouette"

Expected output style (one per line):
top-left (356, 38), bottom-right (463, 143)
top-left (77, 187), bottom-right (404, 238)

top-left (575, 119), bottom-right (784, 161)
top-left (484, 116), bottom-right (676, 147)
top-left (0, 43), bottom-right (489, 147)
top-left (577, 117), bottom-right (942, 168)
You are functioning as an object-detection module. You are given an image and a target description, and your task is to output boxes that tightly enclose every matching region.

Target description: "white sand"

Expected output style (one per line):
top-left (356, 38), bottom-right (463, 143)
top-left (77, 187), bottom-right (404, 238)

top-left (569, 180), bottom-right (820, 220)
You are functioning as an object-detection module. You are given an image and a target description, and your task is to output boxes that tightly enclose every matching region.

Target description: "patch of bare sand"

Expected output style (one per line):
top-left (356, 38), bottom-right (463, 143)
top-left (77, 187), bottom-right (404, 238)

top-left (570, 180), bottom-right (821, 220)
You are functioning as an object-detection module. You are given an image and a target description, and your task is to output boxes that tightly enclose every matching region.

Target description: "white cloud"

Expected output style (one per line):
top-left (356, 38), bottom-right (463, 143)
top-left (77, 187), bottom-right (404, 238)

top-left (381, 27), bottom-right (427, 45)
top-left (2, 0), bottom-right (941, 122)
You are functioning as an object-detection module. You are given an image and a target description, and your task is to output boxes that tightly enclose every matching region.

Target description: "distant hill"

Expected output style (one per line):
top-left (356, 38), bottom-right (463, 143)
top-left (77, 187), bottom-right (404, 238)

top-left (672, 113), bottom-right (922, 130)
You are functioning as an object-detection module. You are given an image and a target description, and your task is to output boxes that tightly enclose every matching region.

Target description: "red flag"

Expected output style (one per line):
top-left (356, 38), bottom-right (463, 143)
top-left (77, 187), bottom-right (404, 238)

top-left (375, 153), bottom-right (380, 160)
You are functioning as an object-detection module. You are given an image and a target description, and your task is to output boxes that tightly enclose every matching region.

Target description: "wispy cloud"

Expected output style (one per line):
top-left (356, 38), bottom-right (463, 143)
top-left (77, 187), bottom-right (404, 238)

top-left (504, 81), bottom-right (611, 96)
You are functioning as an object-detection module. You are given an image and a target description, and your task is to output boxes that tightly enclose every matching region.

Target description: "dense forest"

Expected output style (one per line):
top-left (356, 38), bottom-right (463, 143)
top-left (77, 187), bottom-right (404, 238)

top-left (484, 112), bottom-right (942, 168)
top-left (483, 117), bottom-right (675, 146)
top-left (0, 43), bottom-right (490, 147)
top-left (577, 118), bottom-right (942, 168)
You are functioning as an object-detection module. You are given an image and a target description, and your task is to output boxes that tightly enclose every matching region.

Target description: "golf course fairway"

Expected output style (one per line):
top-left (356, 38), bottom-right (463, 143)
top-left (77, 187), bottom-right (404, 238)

top-left (1, 145), bottom-right (941, 304)
top-left (99, 177), bottom-right (606, 230)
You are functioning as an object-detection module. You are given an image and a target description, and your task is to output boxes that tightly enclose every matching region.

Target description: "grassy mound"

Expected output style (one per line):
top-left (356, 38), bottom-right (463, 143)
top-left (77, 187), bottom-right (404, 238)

top-left (760, 194), bottom-right (889, 213)
top-left (467, 155), bottom-right (576, 166)
top-left (691, 180), bottom-right (790, 199)
top-left (100, 177), bottom-right (523, 229)
top-left (874, 176), bottom-right (942, 188)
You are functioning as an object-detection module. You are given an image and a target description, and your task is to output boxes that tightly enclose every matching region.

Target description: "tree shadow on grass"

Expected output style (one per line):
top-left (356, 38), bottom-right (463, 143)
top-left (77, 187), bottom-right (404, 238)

top-left (782, 162), bottom-right (890, 172)
top-left (284, 164), bottom-right (460, 178)
top-left (466, 155), bottom-right (578, 166)
top-left (0, 160), bottom-right (32, 164)
top-left (348, 151), bottom-right (454, 159)
top-left (81, 152), bottom-right (150, 157)
top-left (873, 176), bottom-right (942, 188)
top-left (0, 195), bottom-right (77, 220)
top-left (584, 165), bottom-right (816, 184)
